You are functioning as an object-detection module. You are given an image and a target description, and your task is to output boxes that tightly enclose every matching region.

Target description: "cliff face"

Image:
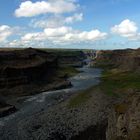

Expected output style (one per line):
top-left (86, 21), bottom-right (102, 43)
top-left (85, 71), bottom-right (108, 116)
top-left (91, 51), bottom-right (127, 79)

top-left (106, 93), bottom-right (140, 140)
top-left (0, 48), bottom-right (87, 96)
top-left (94, 48), bottom-right (140, 140)
top-left (0, 48), bottom-right (59, 116)
top-left (95, 48), bottom-right (140, 71)
top-left (0, 48), bottom-right (86, 117)
top-left (0, 48), bottom-right (74, 101)
top-left (0, 48), bottom-right (58, 89)
top-left (56, 50), bottom-right (86, 67)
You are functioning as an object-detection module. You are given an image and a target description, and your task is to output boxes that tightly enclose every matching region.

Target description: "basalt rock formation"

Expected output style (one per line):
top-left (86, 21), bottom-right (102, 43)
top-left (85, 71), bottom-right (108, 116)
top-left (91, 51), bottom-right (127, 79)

top-left (0, 48), bottom-right (87, 118)
top-left (0, 48), bottom-right (68, 96)
top-left (95, 48), bottom-right (140, 71)
top-left (0, 48), bottom-right (74, 116)
top-left (52, 50), bottom-right (86, 67)
top-left (94, 48), bottom-right (140, 140)
top-left (106, 93), bottom-right (140, 140)
top-left (0, 48), bottom-right (58, 117)
top-left (0, 48), bottom-right (58, 89)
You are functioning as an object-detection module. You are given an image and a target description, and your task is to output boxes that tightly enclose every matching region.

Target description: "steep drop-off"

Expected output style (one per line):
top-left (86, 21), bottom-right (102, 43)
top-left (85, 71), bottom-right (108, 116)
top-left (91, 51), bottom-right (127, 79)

top-left (106, 93), bottom-right (140, 140)
top-left (0, 48), bottom-right (58, 88)
top-left (95, 48), bottom-right (140, 71)
top-left (94, 48), bottom-right (140, 140)
top-left (0, 48), bottom-right (86, 117)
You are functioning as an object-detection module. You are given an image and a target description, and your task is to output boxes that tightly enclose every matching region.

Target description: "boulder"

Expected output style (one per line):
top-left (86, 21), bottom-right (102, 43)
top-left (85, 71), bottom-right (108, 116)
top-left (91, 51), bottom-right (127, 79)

top-left (0, 105), bottom-right (17, 118)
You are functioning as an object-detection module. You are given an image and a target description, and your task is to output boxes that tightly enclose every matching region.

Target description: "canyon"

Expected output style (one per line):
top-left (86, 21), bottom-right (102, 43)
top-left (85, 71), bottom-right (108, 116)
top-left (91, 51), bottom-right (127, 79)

top-left (0, 48), bottom-right (139, 140)
top-left (0, 48), bottom-right (85, 117)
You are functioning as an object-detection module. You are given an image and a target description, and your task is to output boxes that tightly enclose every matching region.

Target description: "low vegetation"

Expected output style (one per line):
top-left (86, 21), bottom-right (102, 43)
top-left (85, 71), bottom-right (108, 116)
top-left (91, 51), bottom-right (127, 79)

top-left (97, 70), bottom-right (140, 97)
top-left (68, 87), bottom-right (93, 108)
top-left (57, 66), bottom-right (80, 78)
top-left (68, 68), bottom-right (140, 108)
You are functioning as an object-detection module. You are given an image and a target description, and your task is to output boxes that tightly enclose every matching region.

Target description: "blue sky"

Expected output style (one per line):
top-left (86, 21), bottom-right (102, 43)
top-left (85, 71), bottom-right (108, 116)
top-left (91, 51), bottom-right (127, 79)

top-left (0, 0), bottom-right (140, 49)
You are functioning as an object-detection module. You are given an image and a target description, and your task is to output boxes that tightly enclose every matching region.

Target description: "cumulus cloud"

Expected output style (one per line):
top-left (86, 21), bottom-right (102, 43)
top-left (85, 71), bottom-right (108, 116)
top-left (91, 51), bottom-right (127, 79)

top-left (65, 13), bottom-right (83, 24)
top-left (57, 29), bottom-right (107, 43)
top-left (15, 0), bottom-right (78, 17)
top-left (21, 32), bottom-right (45, 41)
top-left (21, 26), bottom-right (107, 44)
top-left (111, 19), bottom-right (140, 40)
top-left (11, 0), bottom-right (108, 47)
top-left (0, 25), bottom-right (13, 42)
top-left (44, 26), bottom-right (73, 37)
top-left (30, 13), bottom-right (83, 28)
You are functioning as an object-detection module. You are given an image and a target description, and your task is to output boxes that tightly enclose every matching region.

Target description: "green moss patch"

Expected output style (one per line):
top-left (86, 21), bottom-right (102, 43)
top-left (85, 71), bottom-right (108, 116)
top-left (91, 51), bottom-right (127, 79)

top-left (57, 66), bottom-right (80, 78)
top-left (97, 70), bottom-right (140, 97)
top-left (68, 86), bottom-right (98, 108)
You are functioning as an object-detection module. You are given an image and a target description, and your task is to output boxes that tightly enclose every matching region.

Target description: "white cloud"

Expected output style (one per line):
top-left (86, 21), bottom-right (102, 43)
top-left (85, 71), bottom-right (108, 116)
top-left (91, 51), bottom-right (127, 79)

top-left (15, 0), bottom-right (78, 17)
top-left (60, 29), bottom-right (107, 43)
top-left (111, 19), bottom-right (139, 38)
top-left (31, 17), bottom-right (63, 28)
top-left (30, 13), bottom-right (83, 28)
top-left (21, 32), bottom-right (45, 41)
top-left (44, 26), bottom-right (73, 37)
top-left (0, 25), bottom-right (12, 42)
top-left (21, 26), bottom-right (107, 44)
top-left (65, 13), bottom-right (83, 24)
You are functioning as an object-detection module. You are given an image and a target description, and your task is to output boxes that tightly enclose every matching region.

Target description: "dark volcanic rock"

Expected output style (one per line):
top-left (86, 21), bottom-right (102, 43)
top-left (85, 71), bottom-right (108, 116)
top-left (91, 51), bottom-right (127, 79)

top-left (0, 48), bottom-right (74, 98)
top-left (94, 48), bottom-right (140, 140)
top-left (0, 48), bottom-right (86, 98)
top-left (58, 51), bottom-right (86, 67)
top-left (106, 93), bottom-right (140, 140)
top-left (0, 48), bottom-right (76, 117)
top-left (71, 120), bottom-right (107, 140)
top-left (95, 48), bottom-right (140, 71)
top-left (0, 105), bottom-right (17, 118)
top-left (0, 48), bottom-right (58, 88)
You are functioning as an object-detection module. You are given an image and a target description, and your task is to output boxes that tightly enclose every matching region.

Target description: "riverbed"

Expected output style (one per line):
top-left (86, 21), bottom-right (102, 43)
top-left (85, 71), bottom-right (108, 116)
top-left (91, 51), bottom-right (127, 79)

top-left (0, 67), bottom-right (102, 139)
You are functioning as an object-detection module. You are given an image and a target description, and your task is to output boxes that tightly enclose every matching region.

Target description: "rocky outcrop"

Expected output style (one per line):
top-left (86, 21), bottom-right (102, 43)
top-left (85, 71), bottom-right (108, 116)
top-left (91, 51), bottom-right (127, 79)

top-left (0, 48), bottom-right (87, 118)
top-left (11, 88), bottom-right (112, 140)
top-left (0, 48), bottom-right (76, 98)
top-left (95, 48), bottom-right (140, 71)
top-left (94, 48), bottom-right (140, 140)
top-left (0, 48), bottom-right (58, 88)
top-left (57, 50), bottom-right (86, 67)
top-left (106, 93), bottom-right (140, 140)
top-left (0, 48), bottom-right (61, 117)
top-left (0, 105), bottom-right (17, 118)
top-left (0, 48), bottom-right (86, 96)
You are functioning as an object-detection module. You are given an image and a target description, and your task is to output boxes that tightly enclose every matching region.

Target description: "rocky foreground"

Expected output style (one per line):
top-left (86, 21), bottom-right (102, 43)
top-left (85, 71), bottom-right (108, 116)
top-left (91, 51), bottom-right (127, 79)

top-left (8, 88), bottom-right (115, 140)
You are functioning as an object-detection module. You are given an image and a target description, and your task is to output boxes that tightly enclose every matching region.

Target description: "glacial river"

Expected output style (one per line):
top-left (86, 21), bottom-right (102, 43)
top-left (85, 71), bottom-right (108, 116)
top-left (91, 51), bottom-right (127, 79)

top-left (0, 66), bottom-right (102, 139)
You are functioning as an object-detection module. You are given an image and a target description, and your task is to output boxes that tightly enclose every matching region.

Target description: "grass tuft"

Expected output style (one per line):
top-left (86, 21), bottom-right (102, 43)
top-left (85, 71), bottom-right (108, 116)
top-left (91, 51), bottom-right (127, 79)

top-left (57, 66), bottom-right (80, 78)
top-left (68, 86), bottom-right (98, 108)
top-left (97, 70), bottom-right (140, 97)
top-left (68, 69), bottom-right (140, 108)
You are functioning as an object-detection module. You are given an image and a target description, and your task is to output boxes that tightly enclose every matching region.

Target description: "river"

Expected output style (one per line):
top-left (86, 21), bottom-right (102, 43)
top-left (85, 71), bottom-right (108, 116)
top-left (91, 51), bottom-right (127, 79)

top-left (0, 66), bottom-right (102, 139)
